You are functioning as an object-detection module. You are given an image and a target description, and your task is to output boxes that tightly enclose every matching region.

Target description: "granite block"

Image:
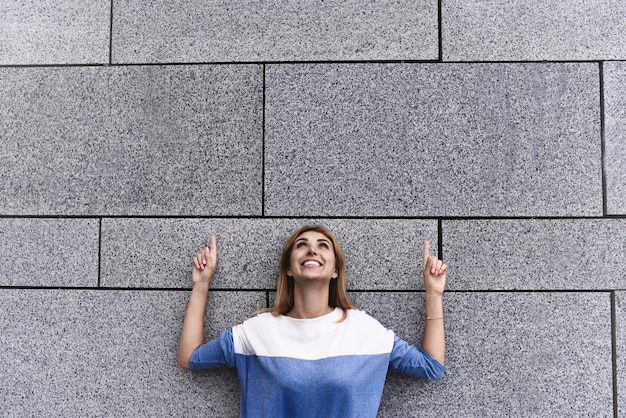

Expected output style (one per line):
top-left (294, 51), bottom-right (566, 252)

top-left (0, 289), bottom-right (264, 417)
top-left (443, 1), bottom-right (626, 61)
top-left (0, 218), bottom-right (99, 287)
top-left (0, 0), bottom-right (110, 65)
top-left (265, 63), bottom-right (602, 217)
top-left (617, 292), bottom-right (626, 417)
top-left (100, 218), bottom-right (302, 289)
top-left (605, 62), bottom-right (626, 215)
top-left (0, 65), bottom-right (262, 216)
top-left (101, 218), bottom-right (437, 290)
top-left (380, 292), bottom-right (612, 417)
top-left (444, 219), bottom-right (626, 291)
top-left (112, 0), bottom-right (438, 63)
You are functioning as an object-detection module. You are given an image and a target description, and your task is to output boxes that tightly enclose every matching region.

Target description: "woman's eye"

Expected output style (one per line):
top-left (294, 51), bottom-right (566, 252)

top-left (319, 243), bottom-right (329, 249)
top-left (296, 242), bottom-right (306, 248)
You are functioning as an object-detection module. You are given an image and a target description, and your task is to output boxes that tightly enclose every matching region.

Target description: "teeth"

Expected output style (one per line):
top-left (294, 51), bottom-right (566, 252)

top-left (303, 261), bottom-right (321, 267)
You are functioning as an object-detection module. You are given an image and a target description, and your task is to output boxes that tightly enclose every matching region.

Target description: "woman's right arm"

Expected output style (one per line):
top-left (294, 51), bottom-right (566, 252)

top-left (177, 235), bottom-right (217, 369)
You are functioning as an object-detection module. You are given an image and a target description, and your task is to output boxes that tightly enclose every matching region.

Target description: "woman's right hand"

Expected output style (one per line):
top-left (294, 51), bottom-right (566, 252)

top-left (192, 235), bottom-right (217, 286)
top-left (422, 240), bottom-right (446, 296)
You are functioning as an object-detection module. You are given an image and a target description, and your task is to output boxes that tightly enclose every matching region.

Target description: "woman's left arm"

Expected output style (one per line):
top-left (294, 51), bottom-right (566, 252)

top-left (420, 241), bottom-right (447, 365)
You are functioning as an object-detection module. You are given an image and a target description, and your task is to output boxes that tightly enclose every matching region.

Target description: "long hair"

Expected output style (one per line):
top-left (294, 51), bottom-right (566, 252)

top-left (268, 225), bottom-right (355, 321)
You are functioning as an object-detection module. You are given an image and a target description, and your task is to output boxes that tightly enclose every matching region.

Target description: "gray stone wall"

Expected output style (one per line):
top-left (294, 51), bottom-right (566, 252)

top-left (1, 1), bottom-right (625, 416)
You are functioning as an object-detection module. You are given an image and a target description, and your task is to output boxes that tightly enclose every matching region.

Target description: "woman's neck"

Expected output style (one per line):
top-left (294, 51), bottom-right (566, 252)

top-left (287, 282), bottom-right (334, 319)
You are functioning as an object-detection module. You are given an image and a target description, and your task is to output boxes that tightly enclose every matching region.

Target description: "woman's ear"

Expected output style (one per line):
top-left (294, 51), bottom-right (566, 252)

top-left (332, 269), bottom-right (338, 279)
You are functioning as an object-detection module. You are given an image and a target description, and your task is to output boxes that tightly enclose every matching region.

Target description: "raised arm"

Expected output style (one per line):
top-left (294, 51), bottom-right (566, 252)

top-left (177, 235), bottom-right (217, 369)
top-left (420, 241), bottom-right (446, 365)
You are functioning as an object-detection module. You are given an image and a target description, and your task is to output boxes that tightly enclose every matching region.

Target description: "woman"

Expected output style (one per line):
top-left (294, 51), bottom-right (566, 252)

top-left (178, 225), bottom-right (447, 418)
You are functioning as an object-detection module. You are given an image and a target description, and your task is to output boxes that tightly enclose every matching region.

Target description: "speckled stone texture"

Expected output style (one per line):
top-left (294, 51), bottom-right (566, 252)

top-left (617, 292), bottom-right (626, 417)
top-left (0, 65), bottom-right (262, 216)
top-left (0, 289), bottom-right (265, 417)
top-left (0, 1), bottom-right (110, 65)
top-left (112, 0), bottom-right (438, 63)
top-left (0, 218), bottom-right (99, 287)
top-left (605, 62), bottom-right (626, 215)
top-left (265, 63), bottom-right (602, 217)
top-left (422, 292), bottom-right (610, 417)
top-left (101, 218), bottom-right (437, 289)
top-left (443, 0), bottom-right (626, 61)
top-left (443, 219), bottom-right (626, 290)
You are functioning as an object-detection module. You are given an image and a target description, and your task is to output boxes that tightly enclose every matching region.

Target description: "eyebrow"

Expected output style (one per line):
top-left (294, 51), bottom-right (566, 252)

top-left (295, 237), bottom-right (331, 244)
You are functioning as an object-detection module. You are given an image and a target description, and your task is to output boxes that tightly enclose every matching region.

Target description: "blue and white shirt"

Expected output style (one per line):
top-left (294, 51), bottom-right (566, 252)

top-left (189, 307), bottom-right (444, 418)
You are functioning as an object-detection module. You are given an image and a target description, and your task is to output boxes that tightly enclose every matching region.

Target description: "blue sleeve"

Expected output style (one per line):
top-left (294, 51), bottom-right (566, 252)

top-left (389, 335), bottom-right (445, 380)
top-left (188, 329), bottom-right (236, 370)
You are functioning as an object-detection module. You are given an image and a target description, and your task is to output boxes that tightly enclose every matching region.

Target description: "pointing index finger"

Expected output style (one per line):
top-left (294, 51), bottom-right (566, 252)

top-left (209, 235), bottom-right (217, 258)
top-left (423, 240), bottom-right (430, 267)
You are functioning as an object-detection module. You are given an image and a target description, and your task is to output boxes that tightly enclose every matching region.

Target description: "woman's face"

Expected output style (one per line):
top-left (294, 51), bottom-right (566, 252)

top-left (287, 231), bottom-right (338, 282)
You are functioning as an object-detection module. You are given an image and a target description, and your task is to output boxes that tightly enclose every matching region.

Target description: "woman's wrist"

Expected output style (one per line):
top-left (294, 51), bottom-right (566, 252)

top-left (425, 290), bottom-right (444, 299)
top-left (192, 281), bottom-right (210, 292)
top-left (424, 291), bottom-right (444, 318)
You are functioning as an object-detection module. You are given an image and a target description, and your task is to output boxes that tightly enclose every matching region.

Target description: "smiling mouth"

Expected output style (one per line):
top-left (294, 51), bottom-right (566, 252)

top-left (303, 260), bottom-right (322, 267)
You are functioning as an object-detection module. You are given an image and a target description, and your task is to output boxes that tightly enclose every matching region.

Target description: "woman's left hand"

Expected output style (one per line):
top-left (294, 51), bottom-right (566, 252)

top-left (422, 241), bottom-right (446, 296)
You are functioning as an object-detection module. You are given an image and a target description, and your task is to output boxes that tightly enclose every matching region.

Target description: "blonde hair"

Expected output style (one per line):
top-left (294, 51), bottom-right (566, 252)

top-left (266, 225), bottom-right (355, 321)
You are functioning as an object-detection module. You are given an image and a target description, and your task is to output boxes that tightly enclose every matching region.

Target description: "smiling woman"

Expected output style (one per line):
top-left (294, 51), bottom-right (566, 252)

top-left (275, 226), bottom-right (354, 321)
top-left (177, 225), bottom-right (447, 418)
